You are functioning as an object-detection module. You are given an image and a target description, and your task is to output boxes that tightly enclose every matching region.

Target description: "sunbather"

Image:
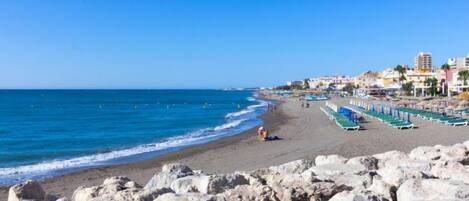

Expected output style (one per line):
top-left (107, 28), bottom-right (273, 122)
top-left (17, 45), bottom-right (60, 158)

top-left (257, 126), bottom-right (280, 141)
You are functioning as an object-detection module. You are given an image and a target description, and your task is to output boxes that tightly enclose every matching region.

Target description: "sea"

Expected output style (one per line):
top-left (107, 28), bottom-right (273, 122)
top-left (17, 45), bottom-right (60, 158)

top-left (0, 89), bottom-right (268, 185)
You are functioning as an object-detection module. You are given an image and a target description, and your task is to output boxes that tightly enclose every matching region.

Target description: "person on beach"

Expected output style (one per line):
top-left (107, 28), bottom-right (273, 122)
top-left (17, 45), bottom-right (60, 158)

top-left (257, 126), bottom-right (280, 141)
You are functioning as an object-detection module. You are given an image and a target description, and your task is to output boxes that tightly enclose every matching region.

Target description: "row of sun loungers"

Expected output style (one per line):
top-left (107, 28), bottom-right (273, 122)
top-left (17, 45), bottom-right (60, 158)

top-left (397, 108), bottom-right (468, 126)
top-left (320, 107), bottom-right (360, 130)
top-left (345, 105), bottom-right (414, 129)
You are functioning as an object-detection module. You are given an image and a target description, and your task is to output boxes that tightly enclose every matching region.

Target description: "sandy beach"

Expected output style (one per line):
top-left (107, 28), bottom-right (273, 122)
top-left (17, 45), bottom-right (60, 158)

top-left (1, 94), bottom-right (468, 200)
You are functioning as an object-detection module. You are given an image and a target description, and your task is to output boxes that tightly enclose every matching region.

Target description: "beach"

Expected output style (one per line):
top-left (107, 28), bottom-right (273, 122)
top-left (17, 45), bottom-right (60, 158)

top-left (1, 94), bottom-right (469, 200)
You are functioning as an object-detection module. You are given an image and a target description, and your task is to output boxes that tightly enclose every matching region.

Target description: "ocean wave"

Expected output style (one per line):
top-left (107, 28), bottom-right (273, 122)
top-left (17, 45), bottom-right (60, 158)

top-left (0, 94), bottom-right (269, 184)
top-left (213, 118), bottom-right (247, 131)
top-left (225, 97), bottom-right (268, 119)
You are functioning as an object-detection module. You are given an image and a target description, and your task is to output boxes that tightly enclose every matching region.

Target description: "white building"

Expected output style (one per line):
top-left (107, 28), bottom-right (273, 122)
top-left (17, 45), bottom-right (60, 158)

top-left (287, 80), bottom-right (304, 87)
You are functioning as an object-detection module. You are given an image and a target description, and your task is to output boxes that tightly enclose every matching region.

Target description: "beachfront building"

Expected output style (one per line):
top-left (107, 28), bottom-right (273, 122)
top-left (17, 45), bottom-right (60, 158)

top-left (353, 71), bottom-right (381, 88)
top-left (405, 69), bottom-right (437, 97)
top-left (307, 76), bottom-right (349, 90)
top-left (446, 55), bottom-right (469, 93)
top-left (287, 80), bottom-right (304, 87)
top-left (415, 52), bottom-right (433, 70)
top-left (380, 68), bottom-right (401, 88)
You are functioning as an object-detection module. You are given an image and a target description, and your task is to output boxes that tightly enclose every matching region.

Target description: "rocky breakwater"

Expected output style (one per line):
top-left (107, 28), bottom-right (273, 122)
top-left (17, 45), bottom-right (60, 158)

top-left (8, 141), bottom-right (469, 201)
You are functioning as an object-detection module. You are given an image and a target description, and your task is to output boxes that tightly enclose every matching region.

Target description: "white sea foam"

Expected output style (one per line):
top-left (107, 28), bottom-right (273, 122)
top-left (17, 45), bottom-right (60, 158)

top-left (0, 94), bottom-right (269, 184)
top-left (214, 119), bottom-right (247, 131)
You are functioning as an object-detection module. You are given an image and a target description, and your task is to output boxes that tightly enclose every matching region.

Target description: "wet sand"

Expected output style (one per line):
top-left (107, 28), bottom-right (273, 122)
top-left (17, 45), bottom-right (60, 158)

top-left (1, 95), bottom-right (468, 200)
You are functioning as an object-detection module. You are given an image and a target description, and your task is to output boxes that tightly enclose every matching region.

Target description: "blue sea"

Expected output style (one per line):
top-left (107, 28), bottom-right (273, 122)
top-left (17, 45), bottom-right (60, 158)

top-left (0, 90), bottom-right (268, 185)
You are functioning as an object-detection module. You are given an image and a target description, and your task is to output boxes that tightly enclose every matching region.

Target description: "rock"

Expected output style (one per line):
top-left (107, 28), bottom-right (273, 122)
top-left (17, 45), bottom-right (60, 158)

top-left (72, 176), bottom-right (170, 201)
top-left (206, 173), bottom-right (250, 194)
top-left (154, 193), bottom-right (223, 201)
top-left (438, 144), bottom-right (469, 164)
top-left (170, 173), bottom-right (250, 195)
top-left (409, 146), bottom-right (442, 161)
top-left (170, 175), bottom-right (211, 194)
top-left (8, 180), bottom-right (46, 201)
top-left (365, 178), bottom-right (394, 200)
top-left (315, 155), bottom-right (348, 166)
top-left (263, 170), bottom-right (347, 200)
top-left (397, 179), bottom-right (469, 201)
top-left (305, 163), bottom-right (371, 190)
top-left (409, 144), bottom-right (469, 164)
top-left (329, 191), bottom-right (390, 201)
top-left (222, 185), bottom-right (278, 201)
top-left (268, 159), bottom-right (314, 174)
top-left (145, 163), bottom-right (194, 190)
top-left (133, 188), bottom-right (173, 201)
top-left (376, 158), bottom-right (431, 187)
top-left (271, 181), bottom-right (345, 201)
top-left (346, 156), bottom-right (379, 171)
top-left (430, 161), bottom-right (469, 184)
top-left (373, 150), bottom-right (408, 169)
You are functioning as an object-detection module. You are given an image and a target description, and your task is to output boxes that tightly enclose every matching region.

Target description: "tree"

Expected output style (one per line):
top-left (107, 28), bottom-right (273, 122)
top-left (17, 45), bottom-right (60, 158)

top-left (458, 70), bottom-right (469, 91)
top-left (401, 82), bottom-right (414, 96)
top-left (303, 79), bottom-right (310, 89)
top-left (441, 63), bottom-right (451, 95)
top-left (394, 65), bottom-right (407, 84)
top-left (342, 83), bottom-right (356, 95)
top-left (424, 77), bottom-right (438, 96)
top-left (394, 65), bottom-right (407, 95)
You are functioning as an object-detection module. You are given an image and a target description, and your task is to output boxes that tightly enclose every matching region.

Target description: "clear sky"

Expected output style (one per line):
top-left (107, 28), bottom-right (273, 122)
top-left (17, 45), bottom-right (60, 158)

top-left (1, 0), bottom-right (469, 89)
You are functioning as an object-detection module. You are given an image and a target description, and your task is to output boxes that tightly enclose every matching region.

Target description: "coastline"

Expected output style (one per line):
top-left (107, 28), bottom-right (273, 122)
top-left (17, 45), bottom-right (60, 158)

top-left (2, 95), bottom-right (469, 200)
top-left (0, 93), bottom-right (287, 200)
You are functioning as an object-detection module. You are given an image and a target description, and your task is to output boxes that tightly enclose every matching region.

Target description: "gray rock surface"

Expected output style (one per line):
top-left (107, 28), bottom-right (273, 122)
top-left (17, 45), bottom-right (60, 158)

top-left (9, 141), bottom-right (469, 201)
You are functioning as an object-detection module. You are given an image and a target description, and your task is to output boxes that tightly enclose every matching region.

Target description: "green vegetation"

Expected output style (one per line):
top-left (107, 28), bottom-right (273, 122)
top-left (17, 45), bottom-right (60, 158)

top-left (424, 77), bottom-right (438, 96)
top-left (401, 81), bottom-right (414, 96)
top-left (342, 83), bottom-right (356, 95)
top-left (458, 70), bottom-right (469, 91)
top-left (441, 63), bottom-right (451, 95)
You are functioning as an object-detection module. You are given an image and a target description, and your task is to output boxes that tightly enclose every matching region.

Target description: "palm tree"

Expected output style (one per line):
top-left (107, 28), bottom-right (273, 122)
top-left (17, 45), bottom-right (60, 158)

top-left (458, 70), bottom-right (469, 92)
top-left (441, 63), bottom-right (451, 95)
top-left (394, 65), bottom-right (407, 95)
top-left (394, 65), bottom-right (407, 84)
top-left (424, 77), bottom-right (438, 96)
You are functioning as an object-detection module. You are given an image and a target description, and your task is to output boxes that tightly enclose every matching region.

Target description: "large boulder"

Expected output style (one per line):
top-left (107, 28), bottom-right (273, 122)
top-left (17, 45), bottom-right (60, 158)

top-left (145, 163), bottom-right (194, 190)
top-left (430, 161), bottom-right (469, 184)
top-left (72, 176), bottom-right (171, 201)
top-left (315, 155), bottom-right (348, 166)
top-left (373, 150), bottom-right (408, 169)
top-left (170, 173), bottom-right (250, 195)
top-left (365, 177), bottom-right (395, 200)
top-left (304, 163), bottom-right (371, 191)
top-left (222, 185), bottom-right (279, 201)
top-left (346, 156), bottom-right (379, 171)
top-left (397, 179), bottom-right (469, 201)
top-left (263, 169), bottom-right (347, 201)
top-left (409, 146), bottom-right (442, 161)
top-left (409, 144), bottom-right (468, 164)
top-left (8, 180), bottom-right (46, 201)
top-left (329, 191), bottom-right (390, 201)
top-left (376, 158), bottom-right (431, 187)
top-left (268, 159), bottom-right (314, 175)
top-left (154, 193), bottom-right (224, 201)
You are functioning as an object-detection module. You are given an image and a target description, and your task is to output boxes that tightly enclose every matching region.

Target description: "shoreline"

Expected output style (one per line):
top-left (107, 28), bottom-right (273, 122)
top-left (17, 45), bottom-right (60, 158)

top-left (0, 93), bottom-right (287, 200)
top-left (2, 95), bottom-right (468, 200)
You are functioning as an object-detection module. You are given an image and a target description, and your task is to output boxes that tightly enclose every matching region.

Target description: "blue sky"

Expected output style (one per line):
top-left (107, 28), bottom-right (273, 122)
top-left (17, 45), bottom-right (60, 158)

top-left (1, 0), bottom-right (469, 89)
